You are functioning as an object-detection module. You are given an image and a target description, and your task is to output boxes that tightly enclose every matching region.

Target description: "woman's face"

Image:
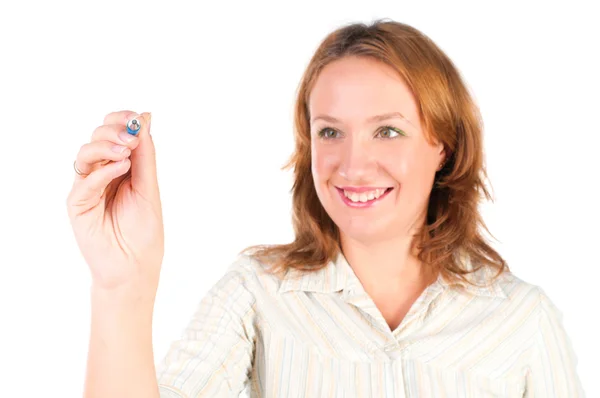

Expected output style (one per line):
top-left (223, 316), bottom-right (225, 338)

top-left (309, 56), bottom-right (445, 245)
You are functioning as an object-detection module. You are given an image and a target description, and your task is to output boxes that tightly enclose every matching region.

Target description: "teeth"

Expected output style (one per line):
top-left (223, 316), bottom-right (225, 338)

top-left (343, 188), bottom-right (387, 203)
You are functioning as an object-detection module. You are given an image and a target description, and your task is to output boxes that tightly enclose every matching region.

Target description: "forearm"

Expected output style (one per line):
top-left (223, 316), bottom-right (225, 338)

top-left (84, 284), bottom-right (160, 398)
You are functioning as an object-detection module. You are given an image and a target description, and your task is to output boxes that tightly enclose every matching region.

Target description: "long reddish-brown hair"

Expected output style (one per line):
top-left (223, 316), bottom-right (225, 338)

top-left (243, 19), bottom-right (509, 287)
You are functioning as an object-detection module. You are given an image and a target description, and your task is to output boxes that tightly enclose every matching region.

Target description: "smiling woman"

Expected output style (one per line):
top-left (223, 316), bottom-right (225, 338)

top-left (68, 17), bottom-right (585, 398)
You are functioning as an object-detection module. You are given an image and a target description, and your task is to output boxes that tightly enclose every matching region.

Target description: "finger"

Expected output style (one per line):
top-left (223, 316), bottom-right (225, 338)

top-left (75, 141), bottom-right (132, 177)
top-left (103, 110), bottom-right (139, 126)
top-left (71, 158), bottom-right (132, 204)
top-left (91, 124), bottom-right (141, 150)
top-left (129, 112), bottom-right (159, 198)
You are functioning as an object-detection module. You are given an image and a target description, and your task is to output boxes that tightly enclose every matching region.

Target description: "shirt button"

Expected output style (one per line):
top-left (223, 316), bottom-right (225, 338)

top-left (384, 344), bottom-right (396, 352)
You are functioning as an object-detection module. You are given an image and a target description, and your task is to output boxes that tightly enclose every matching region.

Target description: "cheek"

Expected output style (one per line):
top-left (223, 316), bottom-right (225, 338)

top-left (378, 147), bottom-right (411, 180)
top-left (311, 145), bottom-right (339, 182)
top-left (386, 144), bottom-right (437, 195)
top-left (378, 145), bottom-right (434, 190)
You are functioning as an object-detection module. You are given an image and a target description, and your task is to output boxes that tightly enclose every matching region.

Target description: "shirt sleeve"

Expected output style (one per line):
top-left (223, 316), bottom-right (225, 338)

top-left (156, 257), bottom-right (257, 397)
top-left (524, 287), bottom-right (585, 397)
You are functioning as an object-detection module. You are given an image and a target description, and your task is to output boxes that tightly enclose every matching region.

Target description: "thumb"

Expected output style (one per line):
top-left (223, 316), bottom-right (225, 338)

top-left (129, 112), bottom-right (159, 198)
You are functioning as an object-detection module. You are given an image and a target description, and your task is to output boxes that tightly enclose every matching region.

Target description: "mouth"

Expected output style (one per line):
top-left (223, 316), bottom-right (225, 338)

top-left (334, 186), bottom-right (394, 208)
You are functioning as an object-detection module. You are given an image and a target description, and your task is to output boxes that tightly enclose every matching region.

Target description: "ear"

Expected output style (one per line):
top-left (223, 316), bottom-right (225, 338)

top-left (434, 138), bottom-right (446, 165)
top-left (438, 144), bottom-right (446, 164)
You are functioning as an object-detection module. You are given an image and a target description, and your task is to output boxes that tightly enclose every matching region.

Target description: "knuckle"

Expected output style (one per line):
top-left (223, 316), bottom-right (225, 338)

top-left (103, 110), bottom-right (134, 125)
top-left (91, 124), bottom-right (123, 143)
top-left (91, 124), bottom-right (105, 141)
top-left (102, 111), bottom-right (120, 125)
top-left (78, 142), bottom-right (91, 157)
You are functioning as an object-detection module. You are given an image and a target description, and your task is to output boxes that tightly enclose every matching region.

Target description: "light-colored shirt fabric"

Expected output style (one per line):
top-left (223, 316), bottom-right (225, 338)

top-left (155, 253), bottom-right (585, 397)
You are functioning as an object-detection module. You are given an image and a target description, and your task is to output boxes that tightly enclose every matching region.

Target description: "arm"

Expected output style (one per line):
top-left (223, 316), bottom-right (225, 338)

top-left (524, 287), bottom-right (585, 397)
top-left (84, 282), bottom-right (160, 398)
top-left (156, 257), bottom-right (257, 397)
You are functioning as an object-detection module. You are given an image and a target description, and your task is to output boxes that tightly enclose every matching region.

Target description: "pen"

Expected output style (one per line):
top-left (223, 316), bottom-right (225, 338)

top-left (126, 116), bottom-right (141, 135)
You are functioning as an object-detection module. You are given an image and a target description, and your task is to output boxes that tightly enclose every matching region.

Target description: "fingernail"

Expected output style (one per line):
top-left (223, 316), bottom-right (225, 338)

top-left (111, 144), bottom-right (130, 154)
top-left (118, 131), bottom-right (135, 143)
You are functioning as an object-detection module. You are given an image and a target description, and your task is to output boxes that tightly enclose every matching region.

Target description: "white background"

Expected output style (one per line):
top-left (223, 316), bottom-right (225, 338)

top-left (0, 0), bottom-right (598, 396)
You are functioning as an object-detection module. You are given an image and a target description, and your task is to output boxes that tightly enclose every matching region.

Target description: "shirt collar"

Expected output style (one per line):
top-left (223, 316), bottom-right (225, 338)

top-left (278, 251), bottom-right (507, 299)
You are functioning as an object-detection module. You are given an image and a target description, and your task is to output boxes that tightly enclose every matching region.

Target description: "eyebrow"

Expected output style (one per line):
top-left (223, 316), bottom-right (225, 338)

top-left (310, 111), bottom-right (413, 126)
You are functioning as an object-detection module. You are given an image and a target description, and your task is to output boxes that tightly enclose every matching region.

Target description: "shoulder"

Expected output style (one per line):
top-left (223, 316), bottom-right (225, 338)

top-left (482, 270), bottom-right (570, 345)
top-left (497, 269), bottom-right (557, 314)
top-left (219, 253), bottom-right (288, 296)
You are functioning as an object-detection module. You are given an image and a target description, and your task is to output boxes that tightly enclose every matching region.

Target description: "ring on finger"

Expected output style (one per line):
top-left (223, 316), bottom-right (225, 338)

top-left (74, 160), bottom-right (89, 177)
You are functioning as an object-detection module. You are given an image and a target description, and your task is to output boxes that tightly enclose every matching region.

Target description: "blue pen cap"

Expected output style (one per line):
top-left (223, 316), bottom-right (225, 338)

top-left (126, 117), bottom-right (141, 135)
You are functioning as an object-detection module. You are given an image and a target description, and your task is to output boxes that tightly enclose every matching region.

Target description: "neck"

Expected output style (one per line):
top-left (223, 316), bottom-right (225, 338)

top-left (340, 232), bottom-right (435, 296)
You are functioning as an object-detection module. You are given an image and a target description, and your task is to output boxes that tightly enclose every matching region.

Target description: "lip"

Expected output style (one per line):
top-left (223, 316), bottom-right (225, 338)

top-left (337, 186), bottom-right (392, 193)
top-left (335, 186), bottom-right (393, 208)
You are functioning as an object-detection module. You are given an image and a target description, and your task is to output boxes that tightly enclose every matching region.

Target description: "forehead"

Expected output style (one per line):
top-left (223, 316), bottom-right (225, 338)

top-left (308, 56), bottom-right (420, 127)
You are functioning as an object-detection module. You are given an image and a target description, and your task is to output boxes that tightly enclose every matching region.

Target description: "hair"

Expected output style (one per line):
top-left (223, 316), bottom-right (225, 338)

top-left (242, 18), bottom-right (509, 288)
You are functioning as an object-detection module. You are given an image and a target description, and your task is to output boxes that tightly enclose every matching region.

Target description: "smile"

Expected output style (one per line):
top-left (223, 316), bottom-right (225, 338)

top-left (335, 186), bottom-right (393, 208)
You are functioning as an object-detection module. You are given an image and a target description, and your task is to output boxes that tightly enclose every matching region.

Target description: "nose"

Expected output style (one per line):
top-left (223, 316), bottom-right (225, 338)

top-left (337, 136), bottom-right (378, 183)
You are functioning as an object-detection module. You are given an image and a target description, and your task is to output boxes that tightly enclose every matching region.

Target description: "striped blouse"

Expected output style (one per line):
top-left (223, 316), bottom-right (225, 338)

top-left (155, 252), bottom-right (585, 397)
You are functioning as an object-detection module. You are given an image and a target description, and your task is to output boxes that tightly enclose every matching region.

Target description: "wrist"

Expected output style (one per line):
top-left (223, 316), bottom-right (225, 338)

top-left (91, 278), bottom-right (158, 307)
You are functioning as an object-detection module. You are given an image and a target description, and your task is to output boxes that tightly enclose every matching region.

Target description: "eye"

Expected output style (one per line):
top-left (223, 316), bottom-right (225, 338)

top-left (317, 128), bottom-right (340, 139)
top-left (376, 125), bottom-right (406, 139)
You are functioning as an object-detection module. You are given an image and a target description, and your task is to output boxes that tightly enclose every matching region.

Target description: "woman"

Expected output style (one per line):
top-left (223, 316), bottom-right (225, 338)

top-left (67, 20), bottom-right (584, 397)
